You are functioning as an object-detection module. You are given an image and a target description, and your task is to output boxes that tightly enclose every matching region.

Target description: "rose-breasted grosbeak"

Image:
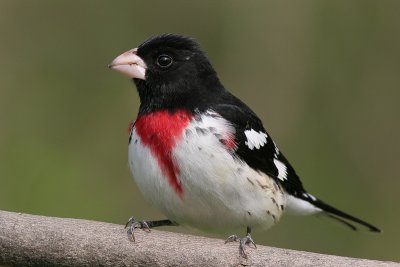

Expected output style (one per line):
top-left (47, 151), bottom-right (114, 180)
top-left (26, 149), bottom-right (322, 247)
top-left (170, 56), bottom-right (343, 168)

top-left (109, 34), bottom-right (380, 258)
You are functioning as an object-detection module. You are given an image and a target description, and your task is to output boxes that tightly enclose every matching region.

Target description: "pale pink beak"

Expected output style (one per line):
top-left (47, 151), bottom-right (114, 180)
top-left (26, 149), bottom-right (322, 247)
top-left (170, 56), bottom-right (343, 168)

top-left (108, 48), bottom-right (147, 80)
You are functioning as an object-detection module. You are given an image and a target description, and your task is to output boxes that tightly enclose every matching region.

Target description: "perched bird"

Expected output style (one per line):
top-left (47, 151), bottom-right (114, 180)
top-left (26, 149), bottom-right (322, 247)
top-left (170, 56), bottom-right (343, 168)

top-left (109, 34), bottom-right (380, 258)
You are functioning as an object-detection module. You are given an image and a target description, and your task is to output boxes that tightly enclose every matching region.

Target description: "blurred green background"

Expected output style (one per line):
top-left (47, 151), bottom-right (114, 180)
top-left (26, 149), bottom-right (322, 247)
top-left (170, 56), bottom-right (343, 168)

top-left (0, 0), bottom-right (399, 262)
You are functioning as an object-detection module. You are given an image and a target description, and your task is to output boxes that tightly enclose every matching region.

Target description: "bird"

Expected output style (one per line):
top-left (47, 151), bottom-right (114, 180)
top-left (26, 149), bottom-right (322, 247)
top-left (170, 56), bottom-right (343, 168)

top-left (108, 34), bottom-right (380, 258)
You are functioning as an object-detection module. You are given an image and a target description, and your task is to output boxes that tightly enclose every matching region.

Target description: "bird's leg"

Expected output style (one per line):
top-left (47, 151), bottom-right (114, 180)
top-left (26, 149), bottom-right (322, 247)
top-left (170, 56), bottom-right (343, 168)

top-left (125, 216), bottom-right (178, 242)
top-left (225, 226), bottom-right (257, 258)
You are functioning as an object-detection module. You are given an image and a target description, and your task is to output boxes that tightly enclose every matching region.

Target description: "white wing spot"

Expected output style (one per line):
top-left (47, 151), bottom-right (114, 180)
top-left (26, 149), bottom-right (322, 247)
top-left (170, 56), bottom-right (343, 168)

top-left (273, 158), bottom-right (287, 181)
top-left (273, 141), bottom-right (280, 157)
top-left (244, 129), bottom-right (268, 150)
top-left (303, 192), bottom-right (317, 201)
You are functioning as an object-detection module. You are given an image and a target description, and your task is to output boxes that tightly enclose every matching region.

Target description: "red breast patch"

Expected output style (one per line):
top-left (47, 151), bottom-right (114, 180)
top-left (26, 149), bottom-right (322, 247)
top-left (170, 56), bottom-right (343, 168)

top-left (134, 110), bottom-right (192, 197)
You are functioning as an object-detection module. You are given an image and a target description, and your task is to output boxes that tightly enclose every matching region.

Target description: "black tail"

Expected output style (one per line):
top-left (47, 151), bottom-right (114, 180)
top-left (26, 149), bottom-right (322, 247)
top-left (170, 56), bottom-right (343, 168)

top-left (310, 197), bottom-right (381, 232)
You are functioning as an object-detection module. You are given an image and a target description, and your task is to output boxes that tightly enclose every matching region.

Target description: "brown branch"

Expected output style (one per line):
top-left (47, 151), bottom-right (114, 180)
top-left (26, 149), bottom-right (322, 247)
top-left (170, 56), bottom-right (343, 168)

top-left (0, 210), bottom-right (397, 266)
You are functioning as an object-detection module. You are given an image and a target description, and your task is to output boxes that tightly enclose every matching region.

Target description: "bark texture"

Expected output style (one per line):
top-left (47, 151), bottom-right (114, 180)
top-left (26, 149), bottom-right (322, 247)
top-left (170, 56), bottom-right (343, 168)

top-left (0, 210), bottom-right (397, 267)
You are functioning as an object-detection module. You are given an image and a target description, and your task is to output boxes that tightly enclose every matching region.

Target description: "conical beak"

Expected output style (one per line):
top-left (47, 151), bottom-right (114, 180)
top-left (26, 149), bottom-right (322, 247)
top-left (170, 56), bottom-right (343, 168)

top-left (108, 48), bottom-right (147, 80)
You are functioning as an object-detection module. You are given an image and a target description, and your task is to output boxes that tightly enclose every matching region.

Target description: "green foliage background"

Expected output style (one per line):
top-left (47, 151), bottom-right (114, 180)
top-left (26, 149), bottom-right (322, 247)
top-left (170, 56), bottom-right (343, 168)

top-left (0, 0), bottom-right (399, 262)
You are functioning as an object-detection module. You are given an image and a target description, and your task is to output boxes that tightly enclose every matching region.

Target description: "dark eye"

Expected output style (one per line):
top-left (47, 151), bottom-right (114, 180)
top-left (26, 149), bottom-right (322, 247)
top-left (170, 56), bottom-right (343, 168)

top-left (157, 54), bottom-right (173, 68)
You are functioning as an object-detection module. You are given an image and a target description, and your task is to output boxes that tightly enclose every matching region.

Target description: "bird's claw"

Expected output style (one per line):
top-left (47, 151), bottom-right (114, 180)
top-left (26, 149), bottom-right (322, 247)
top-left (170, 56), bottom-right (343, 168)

top-left (225, 234), bottom-right (240, 243)
top-left (125, 216), bottom-right (151, 242)
top-left (225, 234), bottom-right (257, 258)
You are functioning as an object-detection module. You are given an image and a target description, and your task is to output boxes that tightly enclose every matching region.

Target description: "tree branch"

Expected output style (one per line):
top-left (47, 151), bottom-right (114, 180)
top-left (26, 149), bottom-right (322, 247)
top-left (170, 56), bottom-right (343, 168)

top-left (0, 210), bottom-right (397, 266)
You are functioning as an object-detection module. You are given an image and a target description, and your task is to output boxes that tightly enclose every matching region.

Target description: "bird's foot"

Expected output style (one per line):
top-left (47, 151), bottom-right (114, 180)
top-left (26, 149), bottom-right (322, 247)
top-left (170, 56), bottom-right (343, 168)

top-left (125, 216), bottom-right (151, 242)
top-left (225, 233), bottom-right (257, 259)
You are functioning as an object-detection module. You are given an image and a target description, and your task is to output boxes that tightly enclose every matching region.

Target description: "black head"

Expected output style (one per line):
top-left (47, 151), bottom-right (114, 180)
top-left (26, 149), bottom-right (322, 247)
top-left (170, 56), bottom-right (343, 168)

top-left (109, 34), bottom-right (225, 114)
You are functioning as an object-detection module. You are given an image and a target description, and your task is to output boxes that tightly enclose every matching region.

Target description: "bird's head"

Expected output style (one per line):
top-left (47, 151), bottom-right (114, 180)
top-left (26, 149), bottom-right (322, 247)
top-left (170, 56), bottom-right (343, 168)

top-left (109, 34), bottom-right (223, 112)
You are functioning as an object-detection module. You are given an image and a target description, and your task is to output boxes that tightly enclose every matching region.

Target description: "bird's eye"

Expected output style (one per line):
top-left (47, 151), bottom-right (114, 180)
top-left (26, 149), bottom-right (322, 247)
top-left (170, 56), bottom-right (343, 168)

top-left (157, 55), bottom-right (173, 68)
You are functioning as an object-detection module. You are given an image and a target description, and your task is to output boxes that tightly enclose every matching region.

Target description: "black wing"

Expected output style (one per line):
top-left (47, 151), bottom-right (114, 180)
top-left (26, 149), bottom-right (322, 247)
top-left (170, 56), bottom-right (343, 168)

top-left (212, 101), bottom-right (381, 232)
top-left (211, 102), bottom-right (307, 198)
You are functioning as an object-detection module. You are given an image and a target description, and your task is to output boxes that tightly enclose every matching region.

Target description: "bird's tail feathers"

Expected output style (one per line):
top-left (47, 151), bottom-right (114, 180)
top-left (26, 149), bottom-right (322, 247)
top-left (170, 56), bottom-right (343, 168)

top-left (305, 196), bottom-right (381, 233)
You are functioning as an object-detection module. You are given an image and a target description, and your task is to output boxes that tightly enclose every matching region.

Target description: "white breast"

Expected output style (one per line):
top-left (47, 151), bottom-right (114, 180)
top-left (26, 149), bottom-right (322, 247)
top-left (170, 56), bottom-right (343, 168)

top-left (128, 112), bottom-right (285, 233)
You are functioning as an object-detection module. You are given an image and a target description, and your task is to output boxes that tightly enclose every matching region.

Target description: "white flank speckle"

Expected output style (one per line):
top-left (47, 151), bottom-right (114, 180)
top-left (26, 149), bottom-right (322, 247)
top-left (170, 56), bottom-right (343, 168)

top-left (244, 129), bottom-right (268, 150)
top-left (273, 159), bottom-right (287, 181)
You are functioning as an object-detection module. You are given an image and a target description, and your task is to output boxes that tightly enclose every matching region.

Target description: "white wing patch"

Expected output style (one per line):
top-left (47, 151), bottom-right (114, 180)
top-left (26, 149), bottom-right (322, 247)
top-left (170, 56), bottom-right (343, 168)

top-left (244, 129), bottom-right (268, 150)
top-left (273, 158), bottom-right (287, 181)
